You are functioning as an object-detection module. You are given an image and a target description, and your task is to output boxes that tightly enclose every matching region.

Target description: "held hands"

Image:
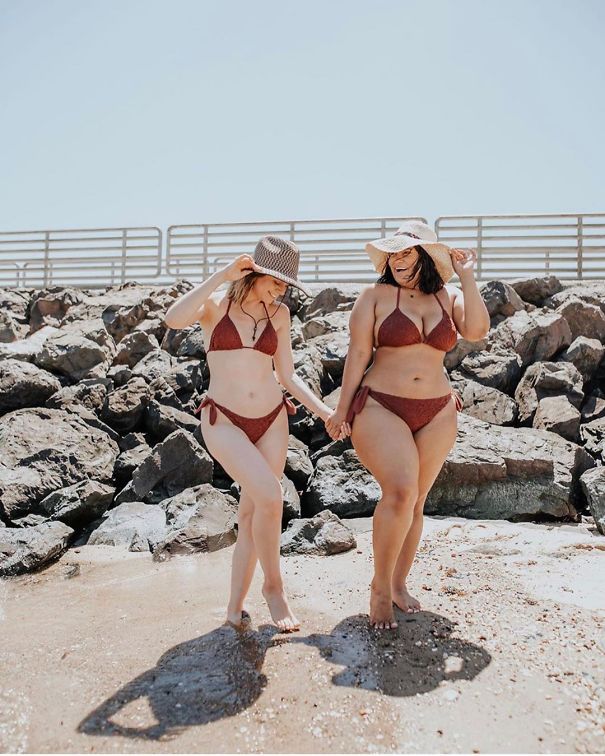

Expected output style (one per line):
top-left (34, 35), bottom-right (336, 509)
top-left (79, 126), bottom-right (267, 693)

top-left (223, 254), bottom-right (262, 282)
top-left (449, 248), bottom-right (477, 278)
top-left (325, 409), bottom-right (351, 441)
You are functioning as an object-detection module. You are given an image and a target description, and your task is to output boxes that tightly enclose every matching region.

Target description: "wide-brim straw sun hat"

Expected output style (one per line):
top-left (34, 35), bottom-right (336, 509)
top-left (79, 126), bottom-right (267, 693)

top-left (252, 235), bottom-right (310, 297)
top-left (366, 220), bottom-right (455, 283)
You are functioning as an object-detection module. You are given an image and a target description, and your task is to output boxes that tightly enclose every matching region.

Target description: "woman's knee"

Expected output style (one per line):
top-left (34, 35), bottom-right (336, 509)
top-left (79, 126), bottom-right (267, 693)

top-left (244, 476), bottom-right (283, 517)
top-left (380, 480), bottom-right (419, 512)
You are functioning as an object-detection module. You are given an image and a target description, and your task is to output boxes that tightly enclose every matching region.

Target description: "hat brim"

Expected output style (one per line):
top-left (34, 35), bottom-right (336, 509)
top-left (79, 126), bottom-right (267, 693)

top-left (253, 264), bottom-right (311, 297)
top-left (365, 238), bottom-right (455, 282)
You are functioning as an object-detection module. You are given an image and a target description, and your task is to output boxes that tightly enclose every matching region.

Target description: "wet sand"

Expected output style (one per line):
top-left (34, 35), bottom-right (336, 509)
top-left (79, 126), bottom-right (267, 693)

top-left (1, 516), bottom-right (604, 753)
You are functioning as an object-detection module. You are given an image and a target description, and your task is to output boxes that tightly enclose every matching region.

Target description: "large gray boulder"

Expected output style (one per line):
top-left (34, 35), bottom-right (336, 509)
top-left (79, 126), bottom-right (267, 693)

top-left (0, 358), bottom-right (61, 412)
top-left (509, 275), bottom-right (562, 306)
top-left (285, 435), bottom-right (313, 490)
top-left (303, 449), bottom-right (381, 517)
top-left (533, 396), bottom-right (581, 441)
top-left (113, 330), bottom-right (159, 368)
top-left (425, 414), bottom-right (594, 521)
top-left (480, 280), bottom-right (527, 322)
top-left (452, 378), bottom-right (518, 426)
top-left (514, 361), bottom-right (584, 425)
top-left (280, 510), bottom-right (356, 555)
top-left (0, 324), bottom-right (61, 363)
top-left (44, 377), bottom-right (110, 414)
top-left (0, 521), bottom-right (73, 576)
top-left (302, 311), bottom-right (350, 340)
top-left (36, 331), bottom-right (111, 381)
top-left (25, 479), bottom-right (115, 529)
top-left (29, 287), bottom-right (84, 331)
top-left (153, 484), bottom-right (238, 559)
top-left (490, 310), bottom-right (571, 367)
top-left (557, 337), bottom-right (604, 383)
top-left (115, 429), bottom-right (213, 505)
top-left (451, 348), bottom-right (523, 395)
top-left (579, 417), bottom-right (605, 460)
top-left (554, 298), bottom-right (605, 343)
top-left (87, 501), bottom-right (167, 551)
top-left (304, 287), bottom-right (357, 319)
top-left (0, 407), bottom-right (119, 522)
top-left (579, 468), bottom-right (605, 535)
top-left (100, 376), bottom-right (151, 433)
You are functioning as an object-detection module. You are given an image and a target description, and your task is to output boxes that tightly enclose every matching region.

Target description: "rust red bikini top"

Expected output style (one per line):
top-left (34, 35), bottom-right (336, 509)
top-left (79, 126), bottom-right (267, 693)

top-left (207, 299), bottom-right (278, 356)
top-left (376, 286), bottom-right (457, 352)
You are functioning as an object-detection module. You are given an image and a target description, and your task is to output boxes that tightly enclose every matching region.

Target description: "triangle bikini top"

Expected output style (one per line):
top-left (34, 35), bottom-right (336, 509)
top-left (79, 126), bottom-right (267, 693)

top-left (376, 286), bottom-right (458, 352)
top-left (207, 299), bottom-right (278, 356)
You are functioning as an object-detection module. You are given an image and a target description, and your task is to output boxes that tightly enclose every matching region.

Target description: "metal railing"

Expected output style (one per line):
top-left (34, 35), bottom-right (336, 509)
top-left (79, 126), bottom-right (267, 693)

top-left (435, 213), bottom-right (605, 280)
top-left (0, 226), bottom-right (162, 288)
top-left (166, 216), bottom-right (427, 283)
top-left (1, 213), bottom-right (604, 288)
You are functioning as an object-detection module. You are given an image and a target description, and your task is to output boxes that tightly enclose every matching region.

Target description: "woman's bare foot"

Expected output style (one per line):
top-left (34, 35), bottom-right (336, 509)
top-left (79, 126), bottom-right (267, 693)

top-left (392, 583), bottom-right (421, 613)
top-left (262, 584), bottom-right (299, 633)
top-left (225, 607), bottom-right (252, 631)
top-left (370, 581), bottom-right (398, 629)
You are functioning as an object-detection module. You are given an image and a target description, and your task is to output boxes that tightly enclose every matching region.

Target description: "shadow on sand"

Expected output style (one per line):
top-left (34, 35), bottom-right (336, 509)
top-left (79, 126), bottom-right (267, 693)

top-left (78, 610), bottom-right (490, 741)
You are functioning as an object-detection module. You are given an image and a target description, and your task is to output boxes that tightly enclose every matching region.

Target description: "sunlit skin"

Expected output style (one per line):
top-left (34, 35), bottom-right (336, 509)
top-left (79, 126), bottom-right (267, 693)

top-left (326, 245), bottom-right (489, 629)
top-left (166, 253), bottom-right (344, 633)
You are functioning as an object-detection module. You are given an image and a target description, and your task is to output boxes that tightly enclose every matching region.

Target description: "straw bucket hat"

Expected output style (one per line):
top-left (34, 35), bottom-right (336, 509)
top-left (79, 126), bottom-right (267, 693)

top-left (366, 220), bottom-right (455, 283)
top-left (252, 235), bottom-right (310, 296)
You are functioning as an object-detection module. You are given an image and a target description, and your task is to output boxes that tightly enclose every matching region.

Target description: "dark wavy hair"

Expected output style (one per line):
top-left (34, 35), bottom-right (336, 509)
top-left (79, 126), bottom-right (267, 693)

top-left (376, 245), bottom-right (444, 294)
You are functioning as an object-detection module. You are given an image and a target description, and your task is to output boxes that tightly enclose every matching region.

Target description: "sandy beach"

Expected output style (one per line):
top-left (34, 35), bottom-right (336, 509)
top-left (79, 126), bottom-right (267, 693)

top-left (1, 516), bottom-right (604, 754)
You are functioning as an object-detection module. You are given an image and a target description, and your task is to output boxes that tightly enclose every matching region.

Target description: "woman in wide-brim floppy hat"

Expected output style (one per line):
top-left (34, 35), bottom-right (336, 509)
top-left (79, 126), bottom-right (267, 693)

top-left (326, 220), bottom-right (490, 629)
top-left (165, 235), bottom-right (341, 633)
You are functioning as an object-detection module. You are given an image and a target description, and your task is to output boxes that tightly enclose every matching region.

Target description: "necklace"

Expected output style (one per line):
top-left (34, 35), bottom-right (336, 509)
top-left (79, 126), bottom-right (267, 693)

top-left (239, 302), bottom-right (268, 340)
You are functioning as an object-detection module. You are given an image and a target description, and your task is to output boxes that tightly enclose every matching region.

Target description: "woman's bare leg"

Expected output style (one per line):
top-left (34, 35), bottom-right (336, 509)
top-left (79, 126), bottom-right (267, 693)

top-left (392, 397), bottom-right (459, 613)
top-left (226, 491), bottom-right (256, 626)
top-left (202, 409), bottom-right (297, 631)
top-left (351, 399), bottom-right (420, 629)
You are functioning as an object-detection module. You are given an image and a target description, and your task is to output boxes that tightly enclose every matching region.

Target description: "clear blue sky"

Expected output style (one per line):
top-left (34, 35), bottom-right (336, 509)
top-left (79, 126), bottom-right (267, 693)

top-left (1, 0), bottom-right (603, 231)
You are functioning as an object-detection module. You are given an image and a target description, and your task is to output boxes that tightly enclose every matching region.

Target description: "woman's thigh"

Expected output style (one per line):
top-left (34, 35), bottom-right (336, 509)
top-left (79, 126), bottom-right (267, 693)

top-left (200, 415), bottom-right (281, 504)
top-left (254, 406), bottom-right (289, 478)
top-left (413, 395), bottom-right (458, 498)
top-left (351, 400), bottom-right (420, 491)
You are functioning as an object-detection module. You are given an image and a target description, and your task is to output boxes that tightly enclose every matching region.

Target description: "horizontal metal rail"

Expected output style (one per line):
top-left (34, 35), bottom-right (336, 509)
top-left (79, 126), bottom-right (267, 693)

top-left (166, 216), bottom-right (428, 283)
top-left (0, 226), bottom-right (162, 288)
top-left (1, 213), bottom-right (604, 288)
top-left (435, 213), bottom-right (605, 280)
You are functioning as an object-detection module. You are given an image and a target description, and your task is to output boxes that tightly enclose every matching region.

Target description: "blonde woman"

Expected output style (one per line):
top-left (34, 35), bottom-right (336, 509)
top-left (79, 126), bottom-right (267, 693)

top-left (327, 222), bottom-right (490, 629)
top-left (165, 236), bottom-right (341, 632)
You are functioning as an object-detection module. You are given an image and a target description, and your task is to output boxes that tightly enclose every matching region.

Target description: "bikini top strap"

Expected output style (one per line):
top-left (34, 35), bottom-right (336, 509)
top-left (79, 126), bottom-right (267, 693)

top-left (226, 297), bottom-right (233, 314)
top-left (261, 301), bottom-right (271, 319)
top-left (396, 286), bottom-right (401, 308)
top-left (433, 290), bottom-right (447, 313)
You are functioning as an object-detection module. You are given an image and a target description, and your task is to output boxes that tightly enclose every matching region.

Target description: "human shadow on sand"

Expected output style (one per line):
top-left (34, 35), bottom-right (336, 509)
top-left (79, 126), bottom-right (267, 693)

top-left (77, 623), bottom-right (277, 741)
top-left (287, 610), bottom-right (491, 697)
top-left (78, 610), bottom-right (490, 741)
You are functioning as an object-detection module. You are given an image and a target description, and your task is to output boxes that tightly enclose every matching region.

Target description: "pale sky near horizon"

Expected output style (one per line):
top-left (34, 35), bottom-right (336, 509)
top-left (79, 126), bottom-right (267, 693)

top-left (1, 0), bottom-right (604, 232)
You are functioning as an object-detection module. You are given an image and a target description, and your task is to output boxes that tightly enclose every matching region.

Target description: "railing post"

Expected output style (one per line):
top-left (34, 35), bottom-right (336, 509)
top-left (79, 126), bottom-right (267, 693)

top-left (202, 225), bottom-right (209, 278)
top-left (121, 229), bottom-right (127, 284)
top-left (43, 231), bottom-right (50, 287)
top-left (476, 217), bottom-right (483, 281)
top-left (577, 216), bottom-right (583, 280)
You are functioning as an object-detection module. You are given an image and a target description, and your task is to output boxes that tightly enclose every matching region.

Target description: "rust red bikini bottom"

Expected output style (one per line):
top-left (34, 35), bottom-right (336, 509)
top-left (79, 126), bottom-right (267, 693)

top-left (345, 385), bottom-right (464, 434)
top-left (195, 394), bottom-right (296, 445)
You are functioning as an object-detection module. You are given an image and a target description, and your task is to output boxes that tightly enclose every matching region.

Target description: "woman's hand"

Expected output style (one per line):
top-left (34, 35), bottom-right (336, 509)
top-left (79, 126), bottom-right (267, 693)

top-left (325, 409), bottom-right (351, 441)
top-left (450, 248), bottom-right (477, 278)
top-left (222, 254), bottom-right (261, 282)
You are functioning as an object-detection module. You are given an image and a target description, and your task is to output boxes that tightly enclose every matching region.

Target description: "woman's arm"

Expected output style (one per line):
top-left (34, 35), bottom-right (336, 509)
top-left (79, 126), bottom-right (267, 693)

top-left (327, 287), bottom-right (376, 434)
top-left (164, 255), bottom-right (258, 329)
top-left (272, 304), bottom-right (333, 422)
top-left (448, 249), bottom-right (490, 340)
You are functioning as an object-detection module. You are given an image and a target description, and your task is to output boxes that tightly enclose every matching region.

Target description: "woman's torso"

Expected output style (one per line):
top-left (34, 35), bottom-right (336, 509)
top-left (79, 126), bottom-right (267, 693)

top-left (362, 284), bottom-right (458, 397)
top-left (202, 297), bottom-right (284, 414)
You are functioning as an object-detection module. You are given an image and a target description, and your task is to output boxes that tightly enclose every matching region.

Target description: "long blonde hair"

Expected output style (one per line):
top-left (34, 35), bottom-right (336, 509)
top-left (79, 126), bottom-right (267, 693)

top-left (227, 272), bottom-right (266, 305)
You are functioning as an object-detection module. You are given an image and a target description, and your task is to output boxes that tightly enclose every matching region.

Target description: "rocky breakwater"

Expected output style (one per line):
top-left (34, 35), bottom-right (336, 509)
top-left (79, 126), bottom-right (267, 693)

top-left (1, 276), bottom-right (604, 576)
